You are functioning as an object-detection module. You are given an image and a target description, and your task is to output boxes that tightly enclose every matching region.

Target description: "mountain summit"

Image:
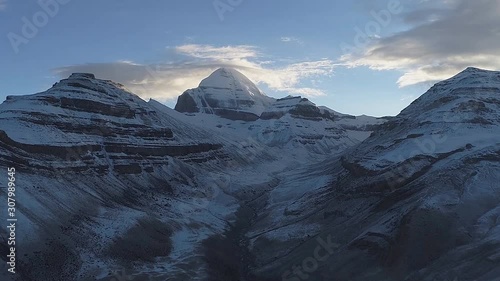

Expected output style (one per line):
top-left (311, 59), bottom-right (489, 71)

top-left (174, 68), bottom-right (275, 121)
top-left (199, 67), bottom-right (264, 96)
top-left (1, 68), bottom-right (499, 281)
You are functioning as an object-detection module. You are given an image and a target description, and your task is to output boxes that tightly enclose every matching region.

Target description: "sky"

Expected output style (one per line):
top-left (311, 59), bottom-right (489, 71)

top-left (1, 0), bottom-right (499, 117)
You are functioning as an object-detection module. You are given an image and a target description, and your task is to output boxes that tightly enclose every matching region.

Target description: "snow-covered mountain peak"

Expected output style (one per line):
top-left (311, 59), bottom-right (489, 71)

top-left (199, 67), bottom-right (265, 97)
top-left (343, 67), bottom-right (500, 178)
top-left (2, 73), bottom-right (141, 112)
top-left (175, 68), bottom-right (275, 120)
top-left (461, 66), bottom-right (494, 75)
top-left (393, 67), bottom-right (500, 120)
top-left (453, 66), bottom-right (500, 83)
top-left (433, 67), bottom-right (500, 91)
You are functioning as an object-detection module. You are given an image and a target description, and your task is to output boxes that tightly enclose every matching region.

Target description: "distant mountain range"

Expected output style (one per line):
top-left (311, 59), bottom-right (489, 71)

top-left (0, 67), bottom-right (499, 281)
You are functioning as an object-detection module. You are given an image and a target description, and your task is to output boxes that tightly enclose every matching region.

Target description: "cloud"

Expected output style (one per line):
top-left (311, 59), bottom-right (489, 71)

top-left (0, 0), bottom-right (7, 11)
top-left (53, 44), bottom-right (336, 101)
top-left (241, 60), bottom-right (335, 96)
top-left (341, 0), bottom-right (500, 87)
top-left (54, 61), bottom-right (218, 101)
top-left (280, 37), bottom-right (303, 44)
top-left (175, 44), bottom-right (258, 60)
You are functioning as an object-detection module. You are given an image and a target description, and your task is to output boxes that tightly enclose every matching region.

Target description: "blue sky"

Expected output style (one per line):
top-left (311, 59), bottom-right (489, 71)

top-left (1, 0), bottom-right (499, 117)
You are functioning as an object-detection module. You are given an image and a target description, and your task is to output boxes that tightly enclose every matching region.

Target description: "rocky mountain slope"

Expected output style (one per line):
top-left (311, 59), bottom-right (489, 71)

top-left (0, 67), bottom-right (499, 281)
top-left (245, 67), bottom-right (500, 281)
top-left (0, 73), bottom-right (275, 281)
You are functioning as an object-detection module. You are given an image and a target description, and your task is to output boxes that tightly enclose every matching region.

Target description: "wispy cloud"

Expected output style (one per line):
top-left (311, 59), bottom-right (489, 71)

top-left (0, 0), bottom-right (7, 11)
top-left (53, 44), bottom-right (336, 101)
top-left (341, 0), bottom-right (500, 87)
top-left (175, 44), bottom-right (258, 60)
top-left (280, 37), bottom-right (303, 44)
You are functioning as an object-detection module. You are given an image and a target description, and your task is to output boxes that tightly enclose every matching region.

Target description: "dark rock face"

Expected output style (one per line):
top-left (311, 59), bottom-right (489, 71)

top-left (213, 109), bottom-right (260, 121)
top-left (259, 111), bottom-right (286, 120)
top-left (69, 73), bottom-right (96, 79)
top-left (175, 92), bottom-right (199, 113)
top-left (289, 103), bottom-right (329, 120)
top-left (58, 97), bottom-right (136, 118)
top-left (103, 142), bottom-right (223, 157)
top-left (203, 95), bottom-right (259, 110)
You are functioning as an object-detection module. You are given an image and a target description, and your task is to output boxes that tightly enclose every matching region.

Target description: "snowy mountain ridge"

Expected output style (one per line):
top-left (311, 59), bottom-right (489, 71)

top-left (244, 67), bottom-right (500, 281)
top-left (0, 72), bottom-right (275, 280)
top-left (0, 67), bottom-right (499, 281)
top-left (173, 68), bottom-right (386, 155)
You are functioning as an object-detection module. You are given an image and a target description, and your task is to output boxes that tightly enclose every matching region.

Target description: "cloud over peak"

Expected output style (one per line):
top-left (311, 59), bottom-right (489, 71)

top-left (54, 44), bottom-right (336, 102)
